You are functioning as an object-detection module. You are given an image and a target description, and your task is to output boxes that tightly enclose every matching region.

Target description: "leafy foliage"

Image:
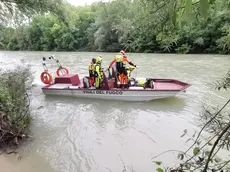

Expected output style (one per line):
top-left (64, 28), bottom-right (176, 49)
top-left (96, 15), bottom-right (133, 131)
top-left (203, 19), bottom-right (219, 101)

top-left (0, 0), bottom-right (65, 27)
top-left (0, 66), bottom-right (33, 150)
top-left (153, 123), bottom-right (230, 171)
top-left (0, 66), bottom-right (33, 123)
top-left (0, 0), bottom-right (230, 53)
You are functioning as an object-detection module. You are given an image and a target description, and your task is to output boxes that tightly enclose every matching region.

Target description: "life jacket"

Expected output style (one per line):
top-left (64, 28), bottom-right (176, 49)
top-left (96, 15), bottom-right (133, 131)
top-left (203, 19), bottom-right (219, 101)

top-left (88, 62), bottom-right (95, 76)
top-left (115, 55), bottom-right (126, 69)
top-left (137, 79), bottom-right (154, 88)
top-left (137, 80), bottom-right (146, 87)
top-left (95, 63), bottom-right (103, 78)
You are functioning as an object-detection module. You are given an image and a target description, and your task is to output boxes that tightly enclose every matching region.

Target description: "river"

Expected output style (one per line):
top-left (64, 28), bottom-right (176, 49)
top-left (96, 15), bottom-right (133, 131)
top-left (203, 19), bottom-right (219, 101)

top-left (0, 51), bottom-right (229, 172)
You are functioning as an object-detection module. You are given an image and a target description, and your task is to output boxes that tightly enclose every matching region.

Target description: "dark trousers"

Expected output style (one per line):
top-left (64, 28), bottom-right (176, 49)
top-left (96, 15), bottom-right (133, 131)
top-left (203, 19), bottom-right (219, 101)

top-left (116, 67), bottom-right (128, 85)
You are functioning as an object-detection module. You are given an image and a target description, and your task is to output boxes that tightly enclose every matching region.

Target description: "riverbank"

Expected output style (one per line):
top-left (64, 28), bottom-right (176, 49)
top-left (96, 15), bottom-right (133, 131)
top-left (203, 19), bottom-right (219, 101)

top-left (0, 49), bottom-right (229, 56)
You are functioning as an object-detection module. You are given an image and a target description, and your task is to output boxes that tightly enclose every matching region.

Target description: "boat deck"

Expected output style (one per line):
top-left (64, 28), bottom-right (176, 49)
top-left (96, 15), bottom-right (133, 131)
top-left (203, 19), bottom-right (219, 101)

top-left (153, 80), bottom-right (188, 90)
top-left (41, 69), bottom-right (191, 101)
top-left (44, 77), bottom-right (189, 91)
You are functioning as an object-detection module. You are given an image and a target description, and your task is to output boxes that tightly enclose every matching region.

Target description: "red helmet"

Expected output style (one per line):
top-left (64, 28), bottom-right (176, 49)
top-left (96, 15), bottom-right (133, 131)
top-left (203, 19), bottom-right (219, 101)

top-left (119, 50), bottom-right (125, 55)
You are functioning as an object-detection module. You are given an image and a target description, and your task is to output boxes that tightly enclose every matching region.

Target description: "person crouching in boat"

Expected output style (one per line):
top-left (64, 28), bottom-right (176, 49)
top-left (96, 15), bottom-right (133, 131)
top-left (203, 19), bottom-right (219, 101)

top-left (137, 78), bottom-right (154, 89)
top-left (95, 56), bottom-right (103, 89)
top-left (89, 58), bottom-right (96, 87)
top-left (107, 50), bottom-right (137, 87)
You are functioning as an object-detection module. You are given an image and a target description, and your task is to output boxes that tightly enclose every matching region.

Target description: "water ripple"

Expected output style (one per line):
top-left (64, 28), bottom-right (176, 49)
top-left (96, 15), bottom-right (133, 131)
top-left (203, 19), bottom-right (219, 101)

top-left (1, 51), bottom-right (230, 172)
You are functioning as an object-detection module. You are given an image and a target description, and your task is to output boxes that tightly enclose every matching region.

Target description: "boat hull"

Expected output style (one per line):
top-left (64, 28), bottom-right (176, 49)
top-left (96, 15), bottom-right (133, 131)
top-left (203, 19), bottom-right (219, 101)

top-left (41, 71), bottom-right (191, 102)
top-left (42, 88), bottom-right (183, 101)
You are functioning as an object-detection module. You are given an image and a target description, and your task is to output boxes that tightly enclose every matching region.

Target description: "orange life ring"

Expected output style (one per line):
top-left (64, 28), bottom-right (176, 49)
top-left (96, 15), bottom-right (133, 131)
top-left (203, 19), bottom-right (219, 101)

top-left (56, 67), bottom-right (69, 76)
top-left (41, 71), bottom-right (53, 84)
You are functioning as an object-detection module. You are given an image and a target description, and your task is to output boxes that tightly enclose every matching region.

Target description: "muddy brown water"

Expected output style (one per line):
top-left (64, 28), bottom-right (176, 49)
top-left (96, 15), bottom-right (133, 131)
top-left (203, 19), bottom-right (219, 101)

top-left (0, 51), bottom-right (229, 172)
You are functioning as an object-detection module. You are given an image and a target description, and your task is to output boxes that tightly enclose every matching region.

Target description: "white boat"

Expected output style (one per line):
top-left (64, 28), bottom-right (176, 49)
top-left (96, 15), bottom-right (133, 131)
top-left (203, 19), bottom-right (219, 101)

top-left (41, 67), bottom-right (191, 102)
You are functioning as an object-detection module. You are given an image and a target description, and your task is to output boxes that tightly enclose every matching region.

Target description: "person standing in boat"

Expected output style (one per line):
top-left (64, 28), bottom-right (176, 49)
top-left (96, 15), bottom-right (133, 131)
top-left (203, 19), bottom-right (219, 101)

top-left (95, 56), bottom-right (103, 89)
top-left (88, 58), bottom-right (96, 87)
top-left (107, 50), bottom-right (137, 86)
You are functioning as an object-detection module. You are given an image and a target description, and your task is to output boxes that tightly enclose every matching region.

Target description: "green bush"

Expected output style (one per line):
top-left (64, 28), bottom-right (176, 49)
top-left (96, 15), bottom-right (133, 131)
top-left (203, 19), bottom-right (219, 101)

top-left (175, 44), bottom-right (191, 54)
top-left (0, 65), bottom-right (33, 150)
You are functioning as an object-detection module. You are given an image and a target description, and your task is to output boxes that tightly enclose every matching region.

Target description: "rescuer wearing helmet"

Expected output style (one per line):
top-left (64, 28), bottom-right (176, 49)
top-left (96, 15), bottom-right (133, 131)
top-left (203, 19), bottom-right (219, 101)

top-left (88, 58), bottom-right (96, 87)
top-left (95, 56), bottom-right (103, 89)
top-left (107, 50), bottom-right (137, 87)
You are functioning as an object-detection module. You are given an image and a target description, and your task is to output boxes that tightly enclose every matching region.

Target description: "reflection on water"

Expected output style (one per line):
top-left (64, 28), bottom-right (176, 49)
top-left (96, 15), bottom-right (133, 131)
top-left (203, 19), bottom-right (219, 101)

top-left (44, 95), bottom-right (186, 113)
top-left (42, 95), bottom-right (186, 131)
top-left (0, 51), bottom-right (230, 172)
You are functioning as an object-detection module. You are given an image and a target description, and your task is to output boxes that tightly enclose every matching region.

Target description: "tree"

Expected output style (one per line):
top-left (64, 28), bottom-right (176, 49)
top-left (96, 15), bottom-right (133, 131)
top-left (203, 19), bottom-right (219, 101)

top-left (0, 0), bottom-right (65, 27)
top-left (0, 0), bottom-right (66, 154)
top-left (1, 0), bottom-right (230, 54)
